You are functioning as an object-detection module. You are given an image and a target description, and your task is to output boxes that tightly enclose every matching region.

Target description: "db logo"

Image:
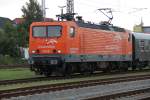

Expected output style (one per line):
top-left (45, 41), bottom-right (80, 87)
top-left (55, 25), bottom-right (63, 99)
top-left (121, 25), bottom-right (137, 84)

top-left (46, 39), bottom-right (58, 45)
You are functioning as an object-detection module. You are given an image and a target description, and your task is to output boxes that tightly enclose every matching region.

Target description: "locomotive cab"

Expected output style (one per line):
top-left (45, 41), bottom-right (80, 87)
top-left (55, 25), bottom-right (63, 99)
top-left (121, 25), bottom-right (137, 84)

top-left (29, 21), bottom-right (79, 76)
top-left (29, 22), bottom-right (65, 55)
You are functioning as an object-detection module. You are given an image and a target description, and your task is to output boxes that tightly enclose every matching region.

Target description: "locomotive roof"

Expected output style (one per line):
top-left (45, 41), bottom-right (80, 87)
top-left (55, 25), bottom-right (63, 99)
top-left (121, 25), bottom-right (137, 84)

top-left (31, 21), bottom-right (126, 33)
top-left (133, 32), bottom-right (150, 40)
top-left (76, 21), bottom-right (126, 32)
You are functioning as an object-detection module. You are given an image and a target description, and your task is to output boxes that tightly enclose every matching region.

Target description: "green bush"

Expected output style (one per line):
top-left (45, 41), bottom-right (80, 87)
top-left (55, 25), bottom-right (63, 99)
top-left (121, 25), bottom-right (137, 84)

top-left (0, 55), bottom-right (27, 65)
top-left (0, 55), bottom-right (14, 64)
top-left (0, 22), bottom-right (20, 57)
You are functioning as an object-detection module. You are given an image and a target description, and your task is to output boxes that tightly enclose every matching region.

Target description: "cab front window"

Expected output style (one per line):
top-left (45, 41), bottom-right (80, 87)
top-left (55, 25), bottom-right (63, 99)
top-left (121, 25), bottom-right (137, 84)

top-left (48, 26), bottom-right (62, 37)
top-left (33, 26), bottom-right (46, 37)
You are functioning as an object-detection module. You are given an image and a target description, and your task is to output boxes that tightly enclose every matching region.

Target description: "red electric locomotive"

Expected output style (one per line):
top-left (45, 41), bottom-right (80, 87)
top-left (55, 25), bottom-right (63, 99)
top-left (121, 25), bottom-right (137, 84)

top-left (28, 14), bottom-right (150, 76)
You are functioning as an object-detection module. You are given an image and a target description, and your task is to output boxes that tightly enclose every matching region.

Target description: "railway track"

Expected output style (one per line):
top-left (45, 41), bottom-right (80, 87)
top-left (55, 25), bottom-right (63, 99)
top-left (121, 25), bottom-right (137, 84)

top-left (85, 88), bottom-right (150, 100)
top-left (0, 69), bottom-right (150, 86)
top-left (0, 73), bottom-right (150, 99)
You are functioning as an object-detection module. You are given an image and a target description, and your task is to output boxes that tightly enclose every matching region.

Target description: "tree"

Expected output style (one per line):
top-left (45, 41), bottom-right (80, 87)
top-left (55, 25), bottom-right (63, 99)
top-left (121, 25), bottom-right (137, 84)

top-left (22, 0), bottom-right (43, 30)
top-left (0, 21), bottom-right (19, 57)
top-left (17, 23), bottom-right (28, 47)
top-left (21, 0), bottom-right (43, 46)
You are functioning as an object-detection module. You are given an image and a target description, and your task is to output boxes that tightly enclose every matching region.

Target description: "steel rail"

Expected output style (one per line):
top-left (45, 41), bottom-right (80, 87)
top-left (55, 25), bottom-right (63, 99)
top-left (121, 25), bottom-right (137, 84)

top-left (0, 74), bottom-right (150, 99)
top-left (1, 69), bottom-right (150, 86)
top-left (85, 88), bottom-right (150, 100)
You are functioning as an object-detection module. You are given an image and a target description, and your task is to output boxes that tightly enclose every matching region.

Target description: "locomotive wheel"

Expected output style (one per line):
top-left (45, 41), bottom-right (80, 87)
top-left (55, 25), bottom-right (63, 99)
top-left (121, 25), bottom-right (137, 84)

top-left (79, 63), bottom-right (86, 73)
top-left (121, 67), bottom-right (128, 72)
top-left (34, 68), bottom-right (42, 75)
top-left (79, 63), bottom-right (93, 75)
top-left (44, 71), bottom-right (51, 77)
top-left (118, 62), bottom-right (128, 72)
top-left (63, 63), bottom-right (71, 76)
top-left (59, 63), bottom-right (72, 76)
top-left (102, 67), bottom-right (112, 73)
top-left (43, 68), bottom-right (52, 77)
top-left (103, 64), bottom-right (112, 73)
top-left (132, 65), bottom-right (136, 71)
top-left (89, 64), bottom-right (94, 74)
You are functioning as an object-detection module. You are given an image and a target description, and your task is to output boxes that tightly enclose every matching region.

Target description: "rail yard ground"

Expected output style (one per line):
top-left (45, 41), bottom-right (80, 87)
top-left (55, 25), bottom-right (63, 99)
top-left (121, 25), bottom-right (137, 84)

top-left (0, 68), bottom-right (37, 80)
top-left (0, 67), bottom-right (150, 99)
top-left (0, 70), bottom-right (150, 90)
top-left (1, 72), bottom-right (150, 100)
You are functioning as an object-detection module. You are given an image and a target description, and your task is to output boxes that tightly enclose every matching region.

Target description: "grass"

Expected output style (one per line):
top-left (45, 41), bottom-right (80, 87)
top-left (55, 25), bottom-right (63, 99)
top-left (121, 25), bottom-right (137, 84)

top-left (0, 68), bottom-right (37, 80)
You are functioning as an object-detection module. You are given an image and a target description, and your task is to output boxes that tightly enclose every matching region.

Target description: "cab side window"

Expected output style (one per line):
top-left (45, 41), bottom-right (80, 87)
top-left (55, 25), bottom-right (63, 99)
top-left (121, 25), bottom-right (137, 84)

top-left (69, 27), bottom-right (75, 37)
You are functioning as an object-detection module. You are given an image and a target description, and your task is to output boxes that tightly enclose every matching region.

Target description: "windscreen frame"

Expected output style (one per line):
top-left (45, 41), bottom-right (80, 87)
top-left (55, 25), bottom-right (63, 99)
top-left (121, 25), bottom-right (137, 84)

top-left (32, 25), bottom-right (62, 38)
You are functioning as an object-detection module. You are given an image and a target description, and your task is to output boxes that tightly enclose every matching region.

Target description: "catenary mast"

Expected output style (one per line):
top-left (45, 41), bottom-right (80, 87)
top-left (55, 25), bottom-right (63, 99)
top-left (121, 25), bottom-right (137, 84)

top-left (42, 0), bottom-right (46, 21)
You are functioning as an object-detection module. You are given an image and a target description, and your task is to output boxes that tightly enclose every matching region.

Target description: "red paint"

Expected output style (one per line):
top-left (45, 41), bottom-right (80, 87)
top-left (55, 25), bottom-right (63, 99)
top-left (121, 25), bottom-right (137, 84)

top-left (29, 21), bottom-right (132, 56)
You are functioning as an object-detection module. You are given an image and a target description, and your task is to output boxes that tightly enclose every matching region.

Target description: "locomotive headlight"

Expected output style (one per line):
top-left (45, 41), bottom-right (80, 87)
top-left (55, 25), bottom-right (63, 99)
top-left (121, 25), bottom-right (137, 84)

top-left (57, 50), bottom-right (61, 53)
top-left (32, 50), bottom-right (36, 53)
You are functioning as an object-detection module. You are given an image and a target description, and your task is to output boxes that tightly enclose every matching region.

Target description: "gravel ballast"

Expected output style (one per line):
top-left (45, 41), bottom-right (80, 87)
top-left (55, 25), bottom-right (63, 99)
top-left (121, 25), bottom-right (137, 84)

top-left (3, 79), bottom-right (150, 100)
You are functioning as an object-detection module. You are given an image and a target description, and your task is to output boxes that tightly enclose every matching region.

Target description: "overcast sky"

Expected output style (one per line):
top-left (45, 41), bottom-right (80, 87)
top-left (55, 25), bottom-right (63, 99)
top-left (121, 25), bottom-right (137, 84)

top-left (0, 0), bottom-right (150, 30)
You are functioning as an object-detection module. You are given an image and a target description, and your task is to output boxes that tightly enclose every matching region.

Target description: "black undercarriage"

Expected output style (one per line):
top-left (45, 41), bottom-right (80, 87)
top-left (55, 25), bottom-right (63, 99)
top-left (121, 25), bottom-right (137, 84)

top-left (29, 56), bottom-right (149, 77)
